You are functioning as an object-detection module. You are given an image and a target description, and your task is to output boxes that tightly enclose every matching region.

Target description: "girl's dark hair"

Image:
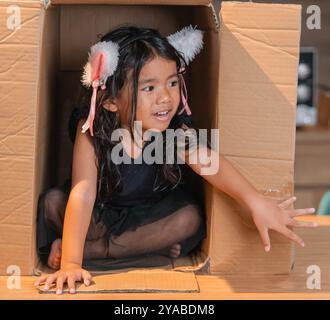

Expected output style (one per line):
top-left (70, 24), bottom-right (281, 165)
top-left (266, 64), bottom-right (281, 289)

top-left (72, 25), bottom-right (202, 210)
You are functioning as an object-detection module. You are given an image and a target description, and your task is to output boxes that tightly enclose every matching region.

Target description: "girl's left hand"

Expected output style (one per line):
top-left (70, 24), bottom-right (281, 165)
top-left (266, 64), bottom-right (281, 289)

top-left (250, 196), bottom-right (318, 252)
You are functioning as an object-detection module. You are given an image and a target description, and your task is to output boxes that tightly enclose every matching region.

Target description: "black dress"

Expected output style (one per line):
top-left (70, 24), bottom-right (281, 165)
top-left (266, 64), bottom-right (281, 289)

top-left (36, 108), bottom-right (207, 269)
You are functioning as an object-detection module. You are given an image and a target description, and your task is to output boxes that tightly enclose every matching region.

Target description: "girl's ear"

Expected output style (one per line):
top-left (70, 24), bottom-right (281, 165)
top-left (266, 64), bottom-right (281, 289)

top-left (102, 98), bottom-right (118, 112)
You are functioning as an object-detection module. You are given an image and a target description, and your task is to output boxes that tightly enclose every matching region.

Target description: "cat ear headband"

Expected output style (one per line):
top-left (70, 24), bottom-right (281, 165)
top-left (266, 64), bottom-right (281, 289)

top-left (81, 25), bottom-right (204, 136)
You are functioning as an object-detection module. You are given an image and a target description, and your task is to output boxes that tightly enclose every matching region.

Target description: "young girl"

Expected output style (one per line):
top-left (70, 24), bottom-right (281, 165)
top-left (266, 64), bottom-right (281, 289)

top-left (34, 25), bottom-right (317, 294)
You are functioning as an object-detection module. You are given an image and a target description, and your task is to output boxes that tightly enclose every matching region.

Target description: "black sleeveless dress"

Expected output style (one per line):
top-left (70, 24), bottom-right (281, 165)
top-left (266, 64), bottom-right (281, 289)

top-left (36, 108), bottom-right (207, 268)
top-left (86, 143), bottom-right (203, 232)
top-left (60, 137), bottom-right (206, 257)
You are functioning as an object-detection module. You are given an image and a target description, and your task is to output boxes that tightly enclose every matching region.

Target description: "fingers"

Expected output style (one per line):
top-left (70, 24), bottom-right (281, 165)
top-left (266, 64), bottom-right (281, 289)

top-left (288, 219), bottom-right (318, 228)
top-left (82, 270), bottom-right (92, 287)
top-left (44, 273), bottom-right (58, 291)
top-left (67, 276), bottom-right (77, 294)
top-left (56, 274), bottom-right (78, 295)
top-left (278, 196), bottom-right (296, 209)
top-left (290, 208), bottom-right (316, 217)
top-left (278, 195), bottom-right (315, 217)
top-left (279, 227), bottom-right (305, 247)
top-left (258, 227), bottom-right (271, 252)
top-left (56, 274), bottom-right (66, 295)
top-left (278, 197), bottom-right (316, 215)
top-left (35, 270), bottom-right (89, 295)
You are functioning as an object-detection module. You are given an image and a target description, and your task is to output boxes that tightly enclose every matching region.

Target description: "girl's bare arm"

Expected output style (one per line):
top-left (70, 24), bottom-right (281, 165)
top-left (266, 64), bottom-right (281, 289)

top-left (60, 119), bottom-right (98, 267)
top-left (183, 145), bottom-right (260, 210)
top-left (181, 145), bottom-right (316, 251)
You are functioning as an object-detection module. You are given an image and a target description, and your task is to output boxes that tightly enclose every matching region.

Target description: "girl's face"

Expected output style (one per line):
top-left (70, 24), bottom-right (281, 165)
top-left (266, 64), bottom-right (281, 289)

top-left (103, 55), bottom-right (181, 135)
top-left (135, 55), bottom-right (180, 133)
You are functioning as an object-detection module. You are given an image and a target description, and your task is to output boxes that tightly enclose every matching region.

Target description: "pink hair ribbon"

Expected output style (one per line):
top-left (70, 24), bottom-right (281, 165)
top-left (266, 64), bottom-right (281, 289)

top-left (82, 53), bottom-right (105, 136)
top-left (178, 67), bottom-right (192, 116)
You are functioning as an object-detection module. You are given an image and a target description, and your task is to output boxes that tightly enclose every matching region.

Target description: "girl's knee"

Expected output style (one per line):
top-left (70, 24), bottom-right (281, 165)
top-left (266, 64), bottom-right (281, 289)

top-left (175, 204), bottom-right (202, 237)
top-left (43, 187), bottom-right (68, 224)
top-left (85, 214), bottom-right (108, 241)
top-left (44, 187), bottom-right (67, 204)
top-left (83, 236), bottom-right (110, 260)
top-left (179, 210), bottom-right (206, 257)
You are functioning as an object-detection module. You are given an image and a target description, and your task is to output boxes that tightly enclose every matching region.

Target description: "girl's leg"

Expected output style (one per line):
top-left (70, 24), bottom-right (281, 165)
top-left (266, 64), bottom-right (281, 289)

top-left (43, 188), bottom-right (67, 238)
top-left (43, 187), bottom-right (107, 240)
top-left (42, 188), bottom-right (109, 268)
top-left (105, 204), bottom-right (203, 259)
top-left (43, 188), bottom-right (204, 264)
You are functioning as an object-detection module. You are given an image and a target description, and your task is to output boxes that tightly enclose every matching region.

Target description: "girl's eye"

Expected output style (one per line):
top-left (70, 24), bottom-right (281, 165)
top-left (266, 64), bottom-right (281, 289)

top-left (170, 80), bottom-right (179, 87)
top-left (142, 80), bottom-right (178, 92)
top-left (142, 86), bottom-right (154, 92)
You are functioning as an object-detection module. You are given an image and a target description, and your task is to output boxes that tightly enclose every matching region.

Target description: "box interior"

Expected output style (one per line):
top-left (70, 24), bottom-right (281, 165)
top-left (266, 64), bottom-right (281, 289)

top-left (34, 3), bottom-right (220, 276)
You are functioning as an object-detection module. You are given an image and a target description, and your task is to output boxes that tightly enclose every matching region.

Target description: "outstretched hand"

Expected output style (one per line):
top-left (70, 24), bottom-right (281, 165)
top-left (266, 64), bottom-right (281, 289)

top-left (250, 196), bottom-right (318, 252)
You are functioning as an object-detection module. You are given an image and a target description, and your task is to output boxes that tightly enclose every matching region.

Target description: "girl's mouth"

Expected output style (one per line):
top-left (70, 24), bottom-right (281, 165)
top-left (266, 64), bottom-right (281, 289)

top-left (152, 110), bottom-right (171, 121)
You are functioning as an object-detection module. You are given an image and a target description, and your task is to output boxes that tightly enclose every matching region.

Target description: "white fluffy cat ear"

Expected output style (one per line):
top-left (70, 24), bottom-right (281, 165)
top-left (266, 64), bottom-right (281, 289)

top-left (81, 40), bottom-right (120, 88)
top-left (167, 25), bottom-right (204, 66)
top-left (80, 40), bottom-right (119, 136)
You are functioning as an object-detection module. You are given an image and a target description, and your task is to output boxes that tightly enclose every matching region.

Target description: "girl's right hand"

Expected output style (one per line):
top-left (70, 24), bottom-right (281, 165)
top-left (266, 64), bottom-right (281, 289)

top-left (34, 263), bottom-right (92, 294)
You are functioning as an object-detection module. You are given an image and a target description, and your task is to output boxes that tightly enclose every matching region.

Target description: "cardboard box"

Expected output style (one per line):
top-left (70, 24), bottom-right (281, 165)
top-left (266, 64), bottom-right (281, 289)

top-left (0, 1), bottom-right (302, 292)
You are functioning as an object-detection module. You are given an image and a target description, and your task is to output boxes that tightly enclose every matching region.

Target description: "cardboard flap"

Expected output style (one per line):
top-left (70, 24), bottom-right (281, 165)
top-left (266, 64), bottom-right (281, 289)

top-left (218, 1), bottom-right (301, 163)
top-left (49, 0), bottom-right (212, 5)
top-left (211, 1), bottom-right (302, 274)
top-left (37, 269), bottom-right (200, 293)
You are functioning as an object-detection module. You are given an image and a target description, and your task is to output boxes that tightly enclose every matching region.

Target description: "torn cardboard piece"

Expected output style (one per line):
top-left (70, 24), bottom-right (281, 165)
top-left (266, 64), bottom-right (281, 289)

top-left (37, 269), bottom-right (199, 293)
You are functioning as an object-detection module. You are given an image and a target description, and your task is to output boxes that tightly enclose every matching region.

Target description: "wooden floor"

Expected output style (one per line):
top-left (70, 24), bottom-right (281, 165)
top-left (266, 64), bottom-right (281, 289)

top-left (1, 216), bottom-right (329, 300)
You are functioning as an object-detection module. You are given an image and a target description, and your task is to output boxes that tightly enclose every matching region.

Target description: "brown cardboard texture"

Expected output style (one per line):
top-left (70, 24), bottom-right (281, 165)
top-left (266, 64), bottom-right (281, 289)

top-left (0, 1), bottom-right (301, 293)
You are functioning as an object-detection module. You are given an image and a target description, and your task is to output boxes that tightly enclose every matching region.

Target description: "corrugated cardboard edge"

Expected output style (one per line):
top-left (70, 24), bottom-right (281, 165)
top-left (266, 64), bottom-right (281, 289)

top-left (0, 0), bottom-right (42, 8)
top-left (44, 0), bottom-right (220, 30)
top-left (31, 0), bottom-right (46, 282)
top-left (208, 1), bottom-right (220, 31)
top-left (37, 269), bottom-right (200, 293)
top-left (291, 1), bottom-right (302, 275)
top-left (33, 249), bottom-right (211, 276)
top-left (48, 0), bottom-right (212, 6)
top-left (223, 1), bottom-right (303, 9)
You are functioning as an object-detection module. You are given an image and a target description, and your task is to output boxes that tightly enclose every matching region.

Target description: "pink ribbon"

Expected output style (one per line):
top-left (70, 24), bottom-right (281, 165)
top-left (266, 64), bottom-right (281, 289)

top-left (82, 52), bottom-right (106, 136)
top-left (178, 68), bottom-right (192, 116)
top-left (88, 79), bottom-right (100, 136)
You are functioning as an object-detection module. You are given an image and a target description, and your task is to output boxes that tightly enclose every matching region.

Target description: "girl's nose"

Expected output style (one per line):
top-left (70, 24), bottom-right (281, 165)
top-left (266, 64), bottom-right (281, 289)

top-left (156, 88), bottom-right (172, 105)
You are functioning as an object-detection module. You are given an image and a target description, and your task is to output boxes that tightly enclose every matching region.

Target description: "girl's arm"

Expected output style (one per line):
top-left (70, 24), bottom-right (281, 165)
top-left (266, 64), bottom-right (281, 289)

top-left (61, 119), bottom-right (98, 267)
top-left (181, 145), bottom-right (317, 251)
top-left (35, 190), bottom-right (94, 294)
top-left (34, 120), bottom-right (97, 293)
top-left (187, 147), bottom-right (261, 210)
top-left (60, 191), bottom-right (95, 267)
